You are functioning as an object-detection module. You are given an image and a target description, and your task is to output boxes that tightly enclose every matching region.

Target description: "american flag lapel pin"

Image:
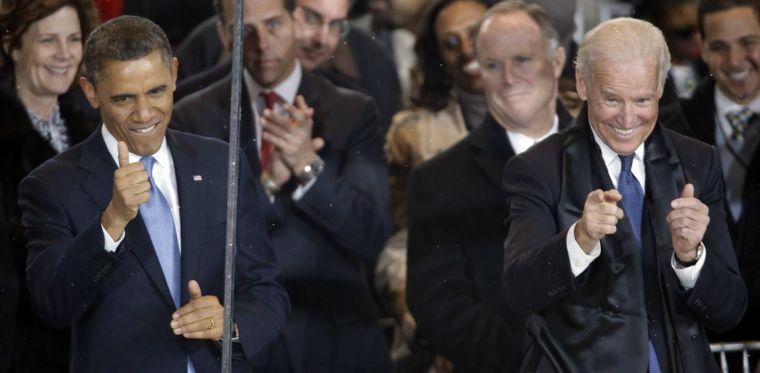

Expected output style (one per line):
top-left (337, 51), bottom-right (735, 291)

top-left (193, 175), bottom-right (203, 182)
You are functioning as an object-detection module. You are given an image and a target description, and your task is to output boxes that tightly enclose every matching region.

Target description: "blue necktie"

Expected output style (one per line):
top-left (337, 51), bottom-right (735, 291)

top-left (140, 156), bottom-right (181, 308)
top-left (139, 157), bottom-right (196, 373)
top-left (617, 155), bottom-right (661, 373)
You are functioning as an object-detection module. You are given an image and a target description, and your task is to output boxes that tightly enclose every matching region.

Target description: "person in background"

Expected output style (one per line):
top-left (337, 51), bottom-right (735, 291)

top-left (0, 1), bottom-right (99, 371)
top-left (681, 0), bottom-right (760, 368)
top-left (354, 0), bottom-right (428, 107)
top-left (172, 0), bottom-right (392, 370)
top-left (638, 0), bottom-right (707, 99)
top-left (407, 1), bottom-right (572, 371)
top-left (373, 0), bottom-right (488, 370)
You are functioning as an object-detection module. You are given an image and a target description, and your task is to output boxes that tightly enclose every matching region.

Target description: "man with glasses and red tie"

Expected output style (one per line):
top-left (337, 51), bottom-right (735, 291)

top-left (172, 0), bottom-right (392, 371)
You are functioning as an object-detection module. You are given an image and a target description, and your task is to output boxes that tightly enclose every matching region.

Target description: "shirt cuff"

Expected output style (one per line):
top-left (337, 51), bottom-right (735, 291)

top-left (102, 224), bottom-right (125, 253)
top-left (291, 177), bottom-right (318, 201)
top-left (671, 243), bottom-right (706, 289)
top-left (566, 222), bottom-right (601, 277)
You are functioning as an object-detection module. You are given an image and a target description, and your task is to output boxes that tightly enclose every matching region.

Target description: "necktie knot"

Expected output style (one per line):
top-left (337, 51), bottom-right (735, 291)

top-left (726, 107), bottom-right (754, 141)
top-left (260, 91), bottom-right (280, 110)
top-left (141, 156), bottom-right (156, 176)
top-left (619, 154), bottom-right (634, 173)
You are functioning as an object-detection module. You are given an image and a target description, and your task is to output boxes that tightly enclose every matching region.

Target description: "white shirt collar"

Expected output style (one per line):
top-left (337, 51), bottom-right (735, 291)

top-left (505, 115), bottom-right (559, 155)
top-left (101, 124), bottom-right (172, 171)
top-left (244, 60), bottom-right (302, 106)
top-left (589, 122), bottom-right (646, 189)
top-left (714, 86), bottom-right (760, 117)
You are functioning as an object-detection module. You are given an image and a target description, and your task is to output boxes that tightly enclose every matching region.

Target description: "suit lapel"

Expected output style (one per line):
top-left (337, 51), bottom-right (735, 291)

top-left (469, 114), bottom-right (514, 189)
top-left (298, 71), bottom-right (331, 148)
top-left (78, 127), bottom-right (177, 309)
top-left (644, 126), bottom-right (685, 259)
top-left (78, 129), bottom-right (116, 211)
top-left (166, 131), bottom-right (206, 306)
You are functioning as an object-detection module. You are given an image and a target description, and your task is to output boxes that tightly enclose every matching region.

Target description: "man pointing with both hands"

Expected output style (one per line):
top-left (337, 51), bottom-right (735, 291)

top-left (502, 18), bottom-right (746, 372)
top-left (18, 16), bottom-right (289, 373)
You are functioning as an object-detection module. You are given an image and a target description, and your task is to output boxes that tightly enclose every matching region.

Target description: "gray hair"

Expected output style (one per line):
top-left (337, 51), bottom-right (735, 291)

top-left (82, 15), bottom-right (172, 84)
top-left (472, 0), bottom-right (561, 57)
top-left (575, 17), bottom-right (671, 91)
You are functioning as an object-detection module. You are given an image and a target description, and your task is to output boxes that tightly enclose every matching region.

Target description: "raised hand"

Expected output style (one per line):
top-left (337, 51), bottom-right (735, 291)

top-left (666, 183), bottom-right (709, 263)
top-left (261, 95), bottom-right (324, 183)
top-left (170, 280), bottom-right (225, 340)
top-left (101, 141), bottom-right (151, 240)
top-left (574, 189), bottom-right (625, 253)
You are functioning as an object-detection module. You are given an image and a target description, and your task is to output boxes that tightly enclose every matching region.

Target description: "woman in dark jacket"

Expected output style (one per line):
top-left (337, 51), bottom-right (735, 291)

top-left (0, 1), bottom-right (99, 371)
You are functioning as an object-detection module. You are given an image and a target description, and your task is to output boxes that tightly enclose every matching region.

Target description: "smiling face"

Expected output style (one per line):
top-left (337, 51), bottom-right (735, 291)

top-left (476, 11), bottom-right (564, 133)
top-left (701, 6), bottom-right (760, 104)
top-left (11, 5), bottom-right (83, 99)
top-left (434, 0), bottom-right (487, 93)
top-left (80, 50), bottom-right (178, 156)
top-left (293, 0), bottom-right (349, 70)
top-left (577, 58), bottom-right (660, 155)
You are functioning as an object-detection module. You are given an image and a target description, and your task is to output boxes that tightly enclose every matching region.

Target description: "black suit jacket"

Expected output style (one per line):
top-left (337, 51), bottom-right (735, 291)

top-left (18, 128), bottom-right (289, 373)
top-left (172, 71), bottom-right (392, 369)
top-left (0, 77), bottom-right (99, 372)
top-left (406, 106), bottom-right (572, 372)
top-left (682, 79), bottom-right (760, 341)
top-left (502, 109), bottom-right (746, 372)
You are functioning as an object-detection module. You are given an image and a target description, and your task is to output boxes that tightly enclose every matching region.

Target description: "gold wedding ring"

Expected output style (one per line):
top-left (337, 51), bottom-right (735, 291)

top-left (208, 317), bottom-right (216, 330)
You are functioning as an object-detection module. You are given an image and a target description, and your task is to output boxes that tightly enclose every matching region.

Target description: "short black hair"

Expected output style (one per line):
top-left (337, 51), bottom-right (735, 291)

top-left (413, 0), bottom-right (489, 111)
top-left (214, 0), bottom-right (296, 24)
top-left (82, 15), bottom-right (172, 84)
top-left (698, 0), bottom-right (760, 36)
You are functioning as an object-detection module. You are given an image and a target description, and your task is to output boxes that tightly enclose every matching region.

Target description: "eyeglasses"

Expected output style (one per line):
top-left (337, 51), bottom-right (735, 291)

top-left (299, 6), bottom-right (350, 38)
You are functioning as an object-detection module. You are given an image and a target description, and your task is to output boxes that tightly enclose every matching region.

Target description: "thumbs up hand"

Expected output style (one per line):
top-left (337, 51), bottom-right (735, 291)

top-left (666, 183), bottom-right (710, 263)
top-left (101, 141), bottom-right (151, 241)
top-left (170, 280), bottom-right (225, 340)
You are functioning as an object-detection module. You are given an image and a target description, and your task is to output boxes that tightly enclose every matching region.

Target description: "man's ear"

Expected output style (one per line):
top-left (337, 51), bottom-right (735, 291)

top-left (575, 69), bottom-right (588, 101)
top-left (217, 19), bottom-right (232, 53)
top-left (170, 57), bottom-right (179, 91)
top-left (79, 76), bottom-right (100, 109)
top-left (553, 46), bottom-right (567, 79)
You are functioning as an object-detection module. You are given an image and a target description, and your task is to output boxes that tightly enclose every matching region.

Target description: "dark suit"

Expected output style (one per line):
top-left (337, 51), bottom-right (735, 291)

top-left (172, 71), bottom-right (392, 372)
top-left (173, 21), bottom-right (401, 129)
top-left (407, 106), bottom-right (571, 372)
top-left (681, 79), bottom-right (760, 342)
top-left (0, 77), bottom-right (99, 372)
top-left (18, 128), bottom-right (289, 373)
top-left (502, 108), bottom-right (746, 372)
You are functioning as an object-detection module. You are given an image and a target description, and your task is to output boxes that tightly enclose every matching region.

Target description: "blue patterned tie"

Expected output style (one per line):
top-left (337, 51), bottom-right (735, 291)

top-left (617, 155), bottom-right (661, 373)
top-left (139, 156), bottom-right (181, 308)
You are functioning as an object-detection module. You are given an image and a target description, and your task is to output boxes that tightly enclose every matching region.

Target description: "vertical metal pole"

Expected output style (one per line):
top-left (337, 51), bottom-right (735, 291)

top-left (222, 0), bottom-right (244, 371)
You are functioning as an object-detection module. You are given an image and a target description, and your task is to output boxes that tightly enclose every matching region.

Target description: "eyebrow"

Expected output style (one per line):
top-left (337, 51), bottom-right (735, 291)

top-left (109, 84), bottom-right (168, 101)
top-left (148, 84), bottom-right (168, 94)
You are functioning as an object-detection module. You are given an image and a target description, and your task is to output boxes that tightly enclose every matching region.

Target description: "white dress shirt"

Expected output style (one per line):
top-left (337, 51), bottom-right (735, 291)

top-left (100, 124), bottom-right (181, 252)
top-left (505, 115), bottom-right (559, 154)
top-left (713, 88), bottom-right (760, 221)
top-left (244, 61), bottom-right (317, 200)
top-left (565, 125), bottom-right (706, 289)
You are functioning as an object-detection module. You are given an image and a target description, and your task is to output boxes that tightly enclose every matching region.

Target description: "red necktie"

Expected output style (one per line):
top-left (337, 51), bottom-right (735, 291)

top-left (259, 91), bottom-right (279, 170)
